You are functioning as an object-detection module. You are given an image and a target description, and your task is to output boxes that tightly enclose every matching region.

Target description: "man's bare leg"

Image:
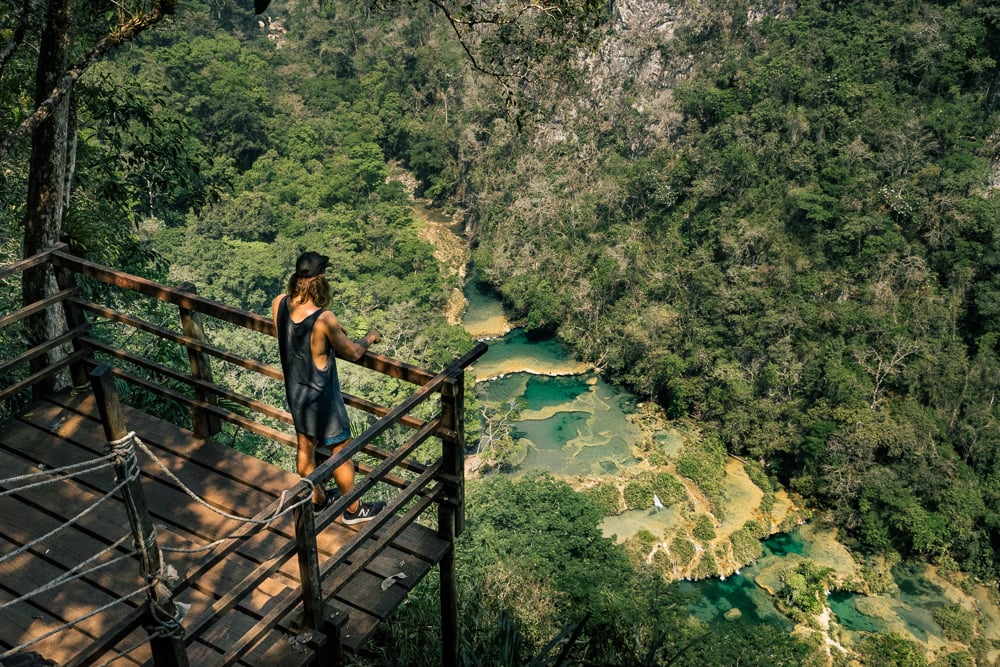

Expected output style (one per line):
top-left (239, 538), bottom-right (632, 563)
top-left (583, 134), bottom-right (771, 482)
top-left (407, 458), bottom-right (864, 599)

top-left (299, 434), bottom-right (360, 511)
top-left (296, 432), bottom-right (327, 505)
top-left (329, 440), bottom-right (360, 514)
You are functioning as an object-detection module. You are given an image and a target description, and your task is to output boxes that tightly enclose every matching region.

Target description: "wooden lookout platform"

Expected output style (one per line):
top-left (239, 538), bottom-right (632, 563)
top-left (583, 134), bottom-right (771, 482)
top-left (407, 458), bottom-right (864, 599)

top-left (1, 245), bottom-right (486, 666)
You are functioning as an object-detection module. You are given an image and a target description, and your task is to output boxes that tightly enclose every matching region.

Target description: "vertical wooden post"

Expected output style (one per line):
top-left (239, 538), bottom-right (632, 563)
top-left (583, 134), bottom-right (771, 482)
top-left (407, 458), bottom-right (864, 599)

top-left (293, 496), bottom-right (339, 666)
top-left (52, 255), bottom-right (89, 388)
top-left (176, 282), bottom-right (220, 438)
top-left (91, 365), bottom-right (190, 667)
top-left (438, 373), bottom-right (465, 667)
top-left (294, 497), bottom-right (325, 628)
top-left (438, 511), bottom-right (458, 667)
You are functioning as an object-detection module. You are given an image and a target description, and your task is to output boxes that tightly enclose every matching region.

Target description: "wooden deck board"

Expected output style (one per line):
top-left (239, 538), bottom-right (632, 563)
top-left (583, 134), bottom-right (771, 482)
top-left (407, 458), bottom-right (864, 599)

top-left (0, 389), bottom-right (449, 666)
top-left (0, 536), bottom-right (143, 666)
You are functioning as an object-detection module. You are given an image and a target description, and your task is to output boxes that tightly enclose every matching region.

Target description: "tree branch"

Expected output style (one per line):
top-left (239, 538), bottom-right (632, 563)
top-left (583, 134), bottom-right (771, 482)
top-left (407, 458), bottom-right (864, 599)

top-left (0, 0), bottom-right (177, 161)
top-left (0, 0), bottom-right (34, 77)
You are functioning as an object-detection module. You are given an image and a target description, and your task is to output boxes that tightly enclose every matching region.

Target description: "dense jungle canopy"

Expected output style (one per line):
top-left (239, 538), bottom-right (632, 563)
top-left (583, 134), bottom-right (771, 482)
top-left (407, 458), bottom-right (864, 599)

top-left (3, 0), bottom-right (1000, 663)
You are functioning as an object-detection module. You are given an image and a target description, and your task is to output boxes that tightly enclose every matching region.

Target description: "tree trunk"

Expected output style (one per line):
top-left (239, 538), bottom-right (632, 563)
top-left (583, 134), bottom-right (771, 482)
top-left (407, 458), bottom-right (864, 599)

top-left (23, 0), bottom-right (75, 396)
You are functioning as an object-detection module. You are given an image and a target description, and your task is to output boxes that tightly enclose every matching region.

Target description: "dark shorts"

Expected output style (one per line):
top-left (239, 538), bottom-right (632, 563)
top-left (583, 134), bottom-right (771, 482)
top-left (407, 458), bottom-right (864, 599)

top-left (323, 430), bottom-right (351, 447)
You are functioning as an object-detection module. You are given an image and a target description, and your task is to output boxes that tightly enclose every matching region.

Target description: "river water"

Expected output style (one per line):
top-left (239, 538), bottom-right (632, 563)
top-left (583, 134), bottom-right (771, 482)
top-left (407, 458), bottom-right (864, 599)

top-left (458, 270), bottom-right (999, 659)
top-left (407, 152), bottom-right (1000, 657)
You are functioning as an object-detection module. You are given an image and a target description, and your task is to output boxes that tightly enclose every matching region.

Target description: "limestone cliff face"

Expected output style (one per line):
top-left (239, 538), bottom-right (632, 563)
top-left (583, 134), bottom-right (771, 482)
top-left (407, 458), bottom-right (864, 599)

top-left (535, 0), bottom-right (794, 152)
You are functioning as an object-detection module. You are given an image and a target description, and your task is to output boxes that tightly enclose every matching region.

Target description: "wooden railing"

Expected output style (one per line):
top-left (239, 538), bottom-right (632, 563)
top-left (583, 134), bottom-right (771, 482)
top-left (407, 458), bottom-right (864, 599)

top-left (0, 244), bottom-right (487, 666)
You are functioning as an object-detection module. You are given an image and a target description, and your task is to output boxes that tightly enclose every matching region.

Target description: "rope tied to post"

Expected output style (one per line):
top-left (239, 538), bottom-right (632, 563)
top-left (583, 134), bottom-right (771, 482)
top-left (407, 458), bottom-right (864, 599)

top-left (146, 579), bottom-right (187, 640)
top-left (106, 431), bottom-right (187, 642)
top-left (107, 431), bottom-right (160, 564)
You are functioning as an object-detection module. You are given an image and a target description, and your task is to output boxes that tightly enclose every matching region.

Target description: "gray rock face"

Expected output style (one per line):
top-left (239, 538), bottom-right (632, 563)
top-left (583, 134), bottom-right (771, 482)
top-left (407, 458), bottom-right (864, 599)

top-left (538, 0), bottom-right (791, 151)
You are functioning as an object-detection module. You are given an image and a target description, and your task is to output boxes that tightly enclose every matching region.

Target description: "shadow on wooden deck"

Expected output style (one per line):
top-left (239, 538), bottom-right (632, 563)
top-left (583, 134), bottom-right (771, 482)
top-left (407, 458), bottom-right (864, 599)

top-left (0, 389), bottom-right (447, 666)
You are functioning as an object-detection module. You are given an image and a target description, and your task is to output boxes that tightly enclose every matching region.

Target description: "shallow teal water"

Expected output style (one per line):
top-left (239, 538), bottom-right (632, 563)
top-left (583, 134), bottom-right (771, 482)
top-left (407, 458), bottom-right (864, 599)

top-left (463, 275), bottom-right (509, 338)
top-left (828, 592), bottom-right (884, 633)
top-left (890, 562), bottom-right (947, 642)
top-left (680, 572), bottom-right (794, 629)
top-left (761, 531), bottom-right (806, 558)
top-left (473, 329), bottom-right (592, 380)
top-left (678, 529), bottom-right (807, 629)
top-left (478, 370), bottom-right (590, 407)
top-left (521, 373), bottom-right (592, 409)
top-left (477, 369), bottom-right (642, 476)
top-left (464, 292), bottom-right (950, 646)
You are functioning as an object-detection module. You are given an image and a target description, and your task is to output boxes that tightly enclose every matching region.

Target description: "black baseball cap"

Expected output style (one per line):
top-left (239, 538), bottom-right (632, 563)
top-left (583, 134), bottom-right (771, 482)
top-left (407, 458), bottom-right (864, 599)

top-left (295, 251), bottom-right (330, 277)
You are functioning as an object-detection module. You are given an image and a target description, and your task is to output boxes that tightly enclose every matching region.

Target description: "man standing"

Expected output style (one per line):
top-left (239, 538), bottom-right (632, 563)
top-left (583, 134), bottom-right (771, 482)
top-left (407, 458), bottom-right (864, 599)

top-left (272, 251), bottom-right (384, 523)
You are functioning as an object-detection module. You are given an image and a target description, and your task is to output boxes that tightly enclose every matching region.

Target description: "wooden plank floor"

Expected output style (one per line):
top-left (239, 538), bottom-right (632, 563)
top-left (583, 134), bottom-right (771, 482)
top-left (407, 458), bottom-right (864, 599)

top-left (0, 388), bottom-right (450, 666)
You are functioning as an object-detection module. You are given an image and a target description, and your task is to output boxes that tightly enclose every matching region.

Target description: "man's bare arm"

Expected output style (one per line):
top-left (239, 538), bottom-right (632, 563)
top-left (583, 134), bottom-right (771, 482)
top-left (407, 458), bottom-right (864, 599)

top-left (319, 311), bottom-right (380, 361)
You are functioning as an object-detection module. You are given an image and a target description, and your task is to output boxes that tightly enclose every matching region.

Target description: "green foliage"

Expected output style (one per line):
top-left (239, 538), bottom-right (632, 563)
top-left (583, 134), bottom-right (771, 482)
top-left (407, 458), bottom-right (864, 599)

top-left (775, 560), bottom-right (834, 623)
top-left (691, 549), bottom-right (718, 579)
top-left (623, 479), bottom-right (650, 510)
top-left (692, 514), bottom-right (716, 542)
top-left (653, 471), bottom-right (688, 506)
top-left (464, 474), bottom-right (629, 611)
top-left (932, 652), bottom-right (974, 667)
top-left (624, 529), bottom-right (659, 562)
top-left (857, 633), bottom-right (929, 667)
top-left (742, 519), bottom-right (769, 540)
top-left (582, 481), bottom-right (621, 514)
top-left (464, 0), bottom-right (1000, 577)
top-left (932, 604), bottom-right (976, 643)
top-left (730, 527), bottom-right (764, 564)
top-left (673, 621), bottom-right (824, 667)
top-left (855, 553), bottom-right (901, 595)
top-left (676, 436), bottom-right (728, 518)
top-left (622, 470), bottom-right (687, 511)
top-left (416, 474), bottom-right (703, 665)
top-left (669, 533), bottom-right (696, 567)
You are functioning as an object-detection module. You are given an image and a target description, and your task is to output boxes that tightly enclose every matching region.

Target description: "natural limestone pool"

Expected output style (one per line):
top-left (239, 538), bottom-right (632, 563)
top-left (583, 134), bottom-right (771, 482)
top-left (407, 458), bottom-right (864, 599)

top-left (450, 242), bottom-right (1000, 662)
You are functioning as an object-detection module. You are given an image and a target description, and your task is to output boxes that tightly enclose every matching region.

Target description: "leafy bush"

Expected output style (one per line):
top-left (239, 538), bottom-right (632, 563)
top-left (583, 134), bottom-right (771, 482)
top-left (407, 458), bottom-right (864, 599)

top-left (675, 436), bottom-right (727, 517)
top-left (857, 633), bottom-right (928, 667)
top-left (932, 604), bottom-right (975, 643)
top-left (775, 560), bottom-right (834, 624)
top-left (669, 534), bottom-right (696, 566)
top-left (692, 514), bottom-right (716, 542)
top-left (742, 519), bottom-right (769, 539)
top-left (729, 527), bottom-right (763, 564)
top-left (623, 470), bottom-right (688, 511)
top-left (932, 651), bottom-right (974, 667)
top-left (651, 548), bottom-right (674, 578)
top-left (691, 549), bottom-right (718, 579)
top-left (624, 529), bottom-right (659, 561)
top-left (583, 481), bottom-right (621, 514)
top-left (623, 479), bottom-right (653, 510)
top-left (744, 460), bottom-right (777, 515)
top-left (652, 471), bottom-right (688, 506)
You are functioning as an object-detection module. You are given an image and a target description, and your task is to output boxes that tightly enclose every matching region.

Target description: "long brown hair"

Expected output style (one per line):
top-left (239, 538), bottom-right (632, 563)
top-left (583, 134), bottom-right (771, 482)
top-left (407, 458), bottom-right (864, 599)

top-left (286, 274), bottom-right (331, 308)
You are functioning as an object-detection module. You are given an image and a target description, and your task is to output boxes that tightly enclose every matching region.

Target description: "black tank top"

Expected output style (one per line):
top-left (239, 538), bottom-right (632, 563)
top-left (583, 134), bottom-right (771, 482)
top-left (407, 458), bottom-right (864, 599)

top-left (276, 297), bottom-right (350, 444)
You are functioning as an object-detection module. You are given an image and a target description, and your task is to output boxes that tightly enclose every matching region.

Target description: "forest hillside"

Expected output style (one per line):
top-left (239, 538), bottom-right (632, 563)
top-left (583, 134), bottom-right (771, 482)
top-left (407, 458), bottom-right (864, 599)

top-left (2, 0), bottom-right (1000, 664)
top-left (466, 0), bottom-right (1000, 580)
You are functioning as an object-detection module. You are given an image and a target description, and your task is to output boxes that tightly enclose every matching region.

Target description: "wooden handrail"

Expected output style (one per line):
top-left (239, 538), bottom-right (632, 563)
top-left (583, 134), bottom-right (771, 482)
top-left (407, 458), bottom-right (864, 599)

top-left (0, 324), bottom-right (88, 378)
top-left (0, 242), bottom-right (68, 279)
top-left (0, 286), bottom-right (78, 328)
top-left (51, 248), bottom-right (438, 384)
top-left (91, 362), bottom-right (298, 447)
top-left (81, 336), bottom-right (293, 424)
top-left (51, 248), bottom-right (275, 333)
top-left (73, 298), bottom-right (285, 379)
top-left (3, 246), bottom-right (487, 667)
top-left (0, 348), bottom-right (90, 403)
top-left (308, 341), bottom-right (487, 496)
